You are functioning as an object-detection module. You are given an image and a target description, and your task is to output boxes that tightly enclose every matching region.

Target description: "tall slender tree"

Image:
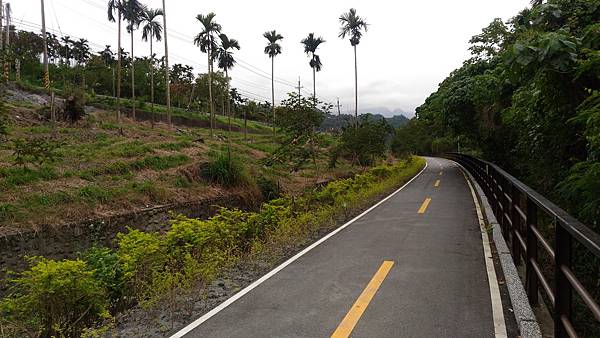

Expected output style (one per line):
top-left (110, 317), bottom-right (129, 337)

top-left (263, 30), bottom-right (283, 133)
top-left (141, 7), bottom-right (163, 117)
top-left (300, 33), bottom-right (325, 102)
top-left (122, 0), bottom-right (143, 119)
top-left (161, 0), bottom-right (171, 125)
top-left (339, 8), bottom-right (368, 119)
top-left (217, 33), bottom-right (240, 132)
top-left (194, 12), bottom-right (221, 138)
top-left (107, 0), bottom-right (123, 130)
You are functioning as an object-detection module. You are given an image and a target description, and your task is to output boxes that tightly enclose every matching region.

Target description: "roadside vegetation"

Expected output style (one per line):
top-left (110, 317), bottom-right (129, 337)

top-left (0, 157), bottom-right (424, 337)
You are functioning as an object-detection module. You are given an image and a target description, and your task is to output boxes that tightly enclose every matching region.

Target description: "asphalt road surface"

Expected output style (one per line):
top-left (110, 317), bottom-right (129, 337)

top-left (175, 157), bottom-right (506, 338)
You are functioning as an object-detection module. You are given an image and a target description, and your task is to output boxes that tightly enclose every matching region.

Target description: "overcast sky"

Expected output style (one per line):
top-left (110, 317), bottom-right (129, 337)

top-left (11, 0), bottom-right (531, 116)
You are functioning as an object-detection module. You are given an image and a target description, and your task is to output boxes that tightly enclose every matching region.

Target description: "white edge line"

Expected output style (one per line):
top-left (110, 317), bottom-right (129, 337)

top-left (170, 160), bottom-right (429, 338)
top-left (455, 161), bottom-right (508, 338)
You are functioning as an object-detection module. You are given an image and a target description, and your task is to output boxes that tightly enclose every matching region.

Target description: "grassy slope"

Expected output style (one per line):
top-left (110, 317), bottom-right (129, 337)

top-left (0, 97), bottom-right (356, 231)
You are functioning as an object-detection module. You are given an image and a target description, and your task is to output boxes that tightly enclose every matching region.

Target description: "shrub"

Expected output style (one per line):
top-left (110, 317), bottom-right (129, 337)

top-left (201, 150), bottom-right (249, 187)
top-left (12, 138), bottom-right (62, 168)
top-left (338, 115), bottom-right (393, 166)
top-left (116, 229), bottom-right (165, 292)
top-left (0, 257), bottom-right (109, 337)
top-left (82, 246), bottom-right (125, 306)
top-left (257, 175), bottom-right (282, 200)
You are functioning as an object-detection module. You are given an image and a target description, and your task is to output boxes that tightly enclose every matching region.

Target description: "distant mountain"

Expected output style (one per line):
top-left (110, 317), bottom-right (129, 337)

top-left (386, 114), bottom-right (410, 128)
top-left (361, 107), bottom-right (413, 118)
top-left (319, 113), bottom-right (410, 131)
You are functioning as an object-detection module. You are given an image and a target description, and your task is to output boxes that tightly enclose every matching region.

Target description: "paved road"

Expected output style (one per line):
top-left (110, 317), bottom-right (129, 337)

top-left (178, 157), bottom-right (504, 337)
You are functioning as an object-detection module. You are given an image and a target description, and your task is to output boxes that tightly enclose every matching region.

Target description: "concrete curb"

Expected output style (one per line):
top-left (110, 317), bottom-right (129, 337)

top-left (459, 165), bottom-right (542, 338)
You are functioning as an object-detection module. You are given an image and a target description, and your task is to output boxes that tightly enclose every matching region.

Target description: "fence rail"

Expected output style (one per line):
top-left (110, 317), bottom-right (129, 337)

top-left (445, 153), bottom-right (600, 338)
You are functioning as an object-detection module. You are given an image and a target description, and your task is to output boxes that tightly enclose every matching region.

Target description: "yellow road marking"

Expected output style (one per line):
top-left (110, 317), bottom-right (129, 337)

top-left (434, 179), bottom-right (440, 188)
top-left (331, 261), bottom-right (394, 338)
top-left (418, 198), bottom-right (432, 214)
top-left (439, 171), bottom-right (443, 176)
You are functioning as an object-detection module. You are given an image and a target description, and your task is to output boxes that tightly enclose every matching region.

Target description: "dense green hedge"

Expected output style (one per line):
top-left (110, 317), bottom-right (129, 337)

top-left (0, 157), bottom-right (425, 336)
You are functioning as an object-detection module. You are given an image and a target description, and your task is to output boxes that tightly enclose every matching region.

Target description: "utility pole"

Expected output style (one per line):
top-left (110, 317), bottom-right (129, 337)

top-left (295, 76), bottom-right (303, 104)
top-left (162, 0), bottom-right (172, 126)
top-left (336, 98), bottom-right (342, 117)
top-left (41, 0), bottom-right (49, 89)
top-left (0, 0), bottom-right (3, 52)
top-left (3, 2), bottom-right (10, 82)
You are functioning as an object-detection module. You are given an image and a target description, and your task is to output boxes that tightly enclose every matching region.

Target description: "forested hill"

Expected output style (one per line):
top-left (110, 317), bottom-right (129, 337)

top-left (392, 0), bottom-right (599, 228)
top-left (320, 113), bottom-right (409, 130)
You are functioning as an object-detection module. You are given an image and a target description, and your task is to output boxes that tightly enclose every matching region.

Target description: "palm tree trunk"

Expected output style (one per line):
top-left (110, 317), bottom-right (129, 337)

top-left (226, 69), bottom-right (231, 132)
top-left (311, 52), bottom-right (316, 104)
top-left (117, 12), bottom-right (122, 131)
top-left (244, 109), bottom-right (247, 141)
top-left (354, 45), bottom-right (358, 121)
top-left (271, 57), bottom-right (275, 135)
top-left (313, 66), bottom-right (316, 103)
top-left (131, 28), bottom-right (136, 119)
top-left (150, 36), bottom-right (155, 128)
top-left (162, 0), bottom-right (171, 126)
top-left (207, 45), bottom-right (214, 138)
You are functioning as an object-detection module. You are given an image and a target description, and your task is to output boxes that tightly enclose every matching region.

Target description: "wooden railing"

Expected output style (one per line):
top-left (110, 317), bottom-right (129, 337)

top-left (446, 153), bottom-right (600, 338)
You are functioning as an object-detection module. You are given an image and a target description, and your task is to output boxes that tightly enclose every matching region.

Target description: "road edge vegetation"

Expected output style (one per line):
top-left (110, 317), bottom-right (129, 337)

top-left (0, 156), bottom-right (425, 337)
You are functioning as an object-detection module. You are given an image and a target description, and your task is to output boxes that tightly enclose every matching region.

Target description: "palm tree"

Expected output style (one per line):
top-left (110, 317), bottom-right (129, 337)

top-left (72, 39), bottom-right (90, 87)
top-left (194, 12), bottom-right (221, 138)
top-left (59, 36), bottom-right (71, 66)
top-left (122, 0), bottom-right (143, 119)
top-left (107, 0), bottom-right (123, 129)
top-left (161, 0), bottom-right (171, 126)
top-left (141, 7), bottom-right (163, 117)
top-left (217, 33), bottom-right (240, 132)
top-left (339, 8), bottom-right (368, 119)
top-left (99, 45), bottom-right (115, 65)
top-left (263, 30), bottom-right (283, 133)
top-left (300, 33), bottom-right (325, 102)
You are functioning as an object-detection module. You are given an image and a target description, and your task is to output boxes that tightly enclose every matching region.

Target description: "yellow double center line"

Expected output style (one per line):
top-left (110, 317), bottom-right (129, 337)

top-left (331, 261), bottom-right (395, 338)
top-left (434, 179), bottom-right (440, 187)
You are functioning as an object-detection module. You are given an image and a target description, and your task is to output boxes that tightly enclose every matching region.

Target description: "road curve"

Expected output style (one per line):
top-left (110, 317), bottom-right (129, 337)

top-left (175, 157), bottom-right (504, 338)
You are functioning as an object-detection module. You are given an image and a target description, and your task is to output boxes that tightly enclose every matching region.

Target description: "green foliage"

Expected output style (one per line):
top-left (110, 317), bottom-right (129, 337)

top-left (391, 120), bottom-right (435, 156)
top-left (0, 257), bottom-right (109, 337)
top-left (558, 161), bottom-right (600, 224)
top-left (257, 175), bottom-right (282, 200)
top-left (0, 203), bottom-right (16, 221)
top-left (108, 140), bottom-right (154, 158)
top-left (201, 149), bottom-right (249, 187)
top-left (268, 93), bottom-right (330, 171)
top-left (116, 229), bottom-right (165, 291)
top-left (338, 115), bottom-right (393, 166)
top-left (80, 154), bottom-right (190, 179)
top-left (81, 246), bottom-right (125, 306)
top-left (400, 0), bottom-right (600, 225)
top-left (0, 166), bottom-right (57, 188)
top-left (12, 138), bottom-right (62, 168)
top-left (78, 186), bottom-right (114, 204)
